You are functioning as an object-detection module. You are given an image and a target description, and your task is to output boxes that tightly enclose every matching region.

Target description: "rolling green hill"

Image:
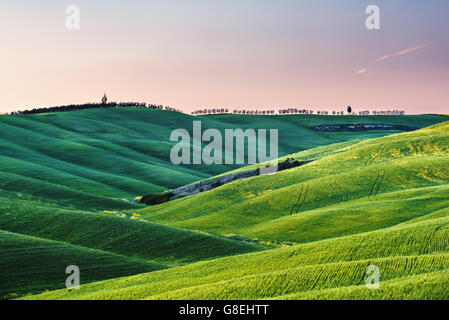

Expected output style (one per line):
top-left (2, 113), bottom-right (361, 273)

top-left (0, 109), bottom-right (445, 211)
top-left (2, 108), bottom-right (449, 300)
top-left (0, 195), bottom-right (267, 267)
top-left (23, 212), bottom-right (449, 300)
top-left (0, 230), bottom-right (165, 299)
top-left (0, 191), bottom-right (266, 298)
top-left (139, 121), bottom-right (449, 244)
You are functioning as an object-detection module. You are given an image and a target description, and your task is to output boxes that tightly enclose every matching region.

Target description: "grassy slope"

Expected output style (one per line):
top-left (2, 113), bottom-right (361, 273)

top-left (24, 121), bottom-right (449, 300)
top-left (0, 109), bottom-right (445, 210)
top-left (277, 269), bottom-right (449, 300)
top-left (23, 214), bottom-right (449, 300)
top-left (0, 194), bottom-right (266, 267)
top-left (2, 110), bottom-right (448, 300)
top-left (0, 193), bottom-right (266, 298)
top-left (140, 121), bottom-right (449, 244)
top-left (0, 230), bottom-right (165, 299)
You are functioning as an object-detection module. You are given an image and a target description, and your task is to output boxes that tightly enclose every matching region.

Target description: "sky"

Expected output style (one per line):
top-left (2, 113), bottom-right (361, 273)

top-left (0, 0), bottom-right (448, 114)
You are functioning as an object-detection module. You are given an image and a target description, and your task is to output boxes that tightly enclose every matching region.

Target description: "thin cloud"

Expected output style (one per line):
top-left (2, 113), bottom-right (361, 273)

top-left (357, 68), bottom-right (368, 75)
top-left (376, 44), bottom-right (428, 62)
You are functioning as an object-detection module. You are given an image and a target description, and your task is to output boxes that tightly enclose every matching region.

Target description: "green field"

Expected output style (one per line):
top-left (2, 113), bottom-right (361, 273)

top-left (1, 108), bottom-right (448, 300)
top-left (139, 121), bottom-right (449, 243)
top-left (22, 207), bottom-right (449, 300)
top-left (0, 108), bottom-right (444, 210)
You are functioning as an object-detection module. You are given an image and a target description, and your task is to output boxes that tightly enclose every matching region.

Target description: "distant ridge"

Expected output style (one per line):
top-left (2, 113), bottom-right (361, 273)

top-left (8, 102), bottom-right (183, 115)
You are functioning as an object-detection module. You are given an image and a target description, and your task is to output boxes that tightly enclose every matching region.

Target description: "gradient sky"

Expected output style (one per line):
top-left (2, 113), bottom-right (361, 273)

top-left (1, 0), bottom-right (448, 114)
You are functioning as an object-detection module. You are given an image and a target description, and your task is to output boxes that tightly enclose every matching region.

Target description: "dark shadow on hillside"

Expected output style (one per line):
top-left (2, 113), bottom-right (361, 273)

top-left (140, 158), bottom-right (314, 206)
top-left (312, 124), bottom-right (418, 132)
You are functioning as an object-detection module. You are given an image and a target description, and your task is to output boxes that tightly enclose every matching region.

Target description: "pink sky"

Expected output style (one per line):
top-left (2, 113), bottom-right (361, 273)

top-left (1, 1), bottom-right (448, 114)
